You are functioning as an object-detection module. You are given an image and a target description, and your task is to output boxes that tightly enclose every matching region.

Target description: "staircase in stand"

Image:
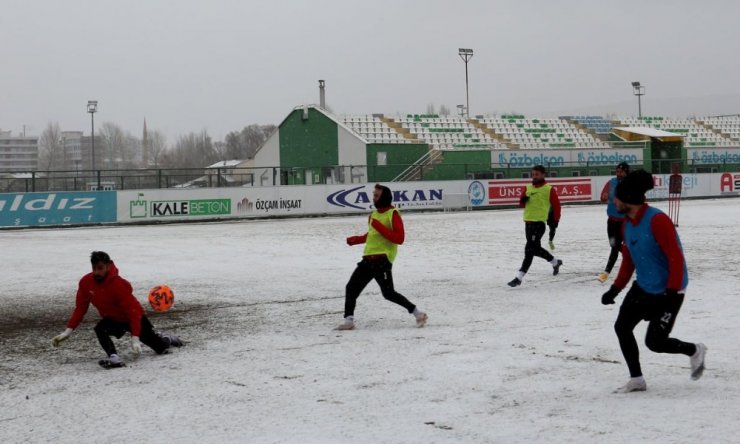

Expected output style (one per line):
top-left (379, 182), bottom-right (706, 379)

top-left (383, 117), bottom-right (421, 142)
top-left (391, 148), bottom-right (444, 182)
top-left (468, 119), bottom-right (519, 149)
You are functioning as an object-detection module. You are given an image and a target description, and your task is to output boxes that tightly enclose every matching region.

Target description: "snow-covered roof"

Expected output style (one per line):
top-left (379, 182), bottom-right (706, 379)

top-left (206, 160), bottom-right (244, 169)
top-left (612, 126), bottom-right (686, 141)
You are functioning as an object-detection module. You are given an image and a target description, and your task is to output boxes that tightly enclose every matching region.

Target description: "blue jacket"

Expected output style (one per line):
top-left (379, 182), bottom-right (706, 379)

top-left (624, 206), bottom-right (688, 294)
top-left (606, 177), bottom-right (625, 220)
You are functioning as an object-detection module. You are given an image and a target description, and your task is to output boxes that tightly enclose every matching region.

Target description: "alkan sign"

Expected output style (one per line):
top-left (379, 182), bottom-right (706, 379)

top-left (326, 185), bottom-right (443, 210)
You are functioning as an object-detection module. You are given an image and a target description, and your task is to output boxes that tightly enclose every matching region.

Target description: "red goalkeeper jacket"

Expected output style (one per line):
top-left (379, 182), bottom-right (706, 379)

top-left (66, 262), bottom-right (144, 337)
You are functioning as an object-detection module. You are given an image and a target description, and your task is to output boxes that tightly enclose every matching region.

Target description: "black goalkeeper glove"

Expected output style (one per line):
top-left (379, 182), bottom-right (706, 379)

top-left (601, 285), bottom-right (620, 305)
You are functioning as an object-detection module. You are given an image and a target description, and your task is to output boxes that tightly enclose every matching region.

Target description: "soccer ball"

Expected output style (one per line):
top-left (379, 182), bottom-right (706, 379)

top-left (148, 285), bottom-right (175, 312)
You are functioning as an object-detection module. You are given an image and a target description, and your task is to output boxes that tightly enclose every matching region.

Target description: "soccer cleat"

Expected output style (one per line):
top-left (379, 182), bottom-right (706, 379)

top-left (98, 354), bottom-right (125, 369)
top-left (335, 317), bottom-right (355, 331)
top-left (690, 343), bottom-right (707, 380)
top-left (507, 277), bottom-right (522, 287)
top-left (161, 332), bottom-right (184, 347)
top-left (613, 377), bottom-right (647, 393)
top-left (548, 240), bottom-right (555, 251)
top-left (598, 272), bottom-right (609, 283)
top-left (414, 311), bottom-right (428, 328)
top-left (552, 259), bottom-right (563, 276)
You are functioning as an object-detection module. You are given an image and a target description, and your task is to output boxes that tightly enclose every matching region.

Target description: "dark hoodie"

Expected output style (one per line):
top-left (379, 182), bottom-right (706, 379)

top-left (375, 185), bottom-right (393, 209)
top-left (67, 261), bottom-right (145, 336)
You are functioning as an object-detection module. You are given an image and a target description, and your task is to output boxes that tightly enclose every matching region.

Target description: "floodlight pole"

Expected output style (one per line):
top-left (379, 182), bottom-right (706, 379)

top-left (631, 82), bottom-right (645, 118)
top-left (459, 48), bottom-right (474, 119)
top-left (87, 100), bottom-right (98, 170)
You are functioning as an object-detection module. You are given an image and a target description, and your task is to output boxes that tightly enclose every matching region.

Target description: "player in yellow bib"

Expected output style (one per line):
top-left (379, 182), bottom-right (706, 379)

top-left (336, 184), bottom-right (428, 330)
top-left (508, 165), bottom-right (563, 287)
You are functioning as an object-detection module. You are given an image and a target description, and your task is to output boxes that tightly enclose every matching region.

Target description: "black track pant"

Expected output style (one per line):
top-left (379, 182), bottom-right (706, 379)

top-left (614, 283), bottom-right (697, 377)
top-left (94, 316), bottom-right (169, 356)
top-left (605, 218), bottom-right (624, 273)
top-left (519, 222), bottom-right (554, 273)
top-left (344, 257), bottom-right (416, 318)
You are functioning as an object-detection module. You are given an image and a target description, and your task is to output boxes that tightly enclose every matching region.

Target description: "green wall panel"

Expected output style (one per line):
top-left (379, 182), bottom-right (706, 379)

top-left (366, 143), bottom-right (429, 182)
top-left (279, 108), bottom-right (339, 169)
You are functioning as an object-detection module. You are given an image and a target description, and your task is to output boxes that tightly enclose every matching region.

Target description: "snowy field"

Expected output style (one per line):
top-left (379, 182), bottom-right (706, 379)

top-left (1, 197), bottom-right (739, 443)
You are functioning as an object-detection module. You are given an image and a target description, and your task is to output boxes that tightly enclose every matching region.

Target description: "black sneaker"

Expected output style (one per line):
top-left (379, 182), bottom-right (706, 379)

top-left (162, 332), bottom-right (184, 347)
top-left (507, 277), bottom-right (522, 287)
top-left (553, 259), bottom-right (563, 276)
top-left (98, 359), bottom-right (126, 369)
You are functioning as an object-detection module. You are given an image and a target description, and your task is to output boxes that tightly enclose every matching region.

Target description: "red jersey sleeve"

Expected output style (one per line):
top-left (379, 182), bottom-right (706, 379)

top-left (651, 213), bottom-right (686, 291)
top-left (67, 278), bottom-right (91, 330)
top-left (370, 210), bottom-right (405, 245)
top-left (549, 187), bottom-right (561, 222)
top-left (613, 243), bottom-right (635, 290)
top-left (116, 279), bottom-right (144, 337)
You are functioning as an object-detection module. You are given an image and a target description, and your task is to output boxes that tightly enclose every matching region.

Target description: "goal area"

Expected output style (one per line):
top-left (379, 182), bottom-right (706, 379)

top-left (442, 193), bottom-right (472, 212)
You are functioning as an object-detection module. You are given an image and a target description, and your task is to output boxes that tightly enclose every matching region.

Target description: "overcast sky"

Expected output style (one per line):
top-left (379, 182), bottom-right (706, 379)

top-left (2, 0), bottom-right (740, 141)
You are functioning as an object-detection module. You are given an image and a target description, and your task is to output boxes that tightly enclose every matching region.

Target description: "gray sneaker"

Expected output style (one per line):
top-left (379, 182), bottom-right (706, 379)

top-left (99, 353), bottom-right (126, 369)
top-left (161, 332), bottom-right (184, 347)
top-left (414, 311), bottom-right (428, 328)
top-left (690, 343), bottom-right (707, 380)
top-left (335, 317), bottom-right (355, 331)
top-left (613, 377), bottom-right (647, 393)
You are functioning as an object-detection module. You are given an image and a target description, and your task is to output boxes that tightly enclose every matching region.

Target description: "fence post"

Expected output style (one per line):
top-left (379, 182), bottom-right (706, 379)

top-left (157, 169), bottom-right (162, 189)
top-left (96, 170), bottom-right (101, 191)
top-left (31, 171), bottom-right (36, 192)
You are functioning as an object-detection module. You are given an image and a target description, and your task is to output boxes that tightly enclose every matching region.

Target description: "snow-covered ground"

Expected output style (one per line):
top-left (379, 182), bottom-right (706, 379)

top-left (1, 198), bottom-right (739, 443)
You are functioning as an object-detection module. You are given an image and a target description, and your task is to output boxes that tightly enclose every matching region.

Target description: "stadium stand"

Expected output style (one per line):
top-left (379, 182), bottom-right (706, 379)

top-left (391, 114), bottom-right (508, 150)
top-left (340, 115), bottom-right (413, 144)
top-left (340, 113), bottom-right (740, 152)
top-left (697, 116), bottom-right (740, 144)
top-left (566, 115), bottom-right (615, 135)
top-left (477, 115), bottom-right (611, 149)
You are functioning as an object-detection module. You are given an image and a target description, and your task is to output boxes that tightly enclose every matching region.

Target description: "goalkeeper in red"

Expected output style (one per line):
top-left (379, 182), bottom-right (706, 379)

top-left (51, 251), bottom-right (183, 368)
top-left (336, 184), bottom-right (428, 330)
top-left (600, 170), bottom-right (706, 393)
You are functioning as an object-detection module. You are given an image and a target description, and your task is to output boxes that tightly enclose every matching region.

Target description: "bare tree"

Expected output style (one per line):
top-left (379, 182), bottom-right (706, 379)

top-left (38, 122), bottom-right (62, 171)
top-left (97, 122), bottom-right (143, 169)
top-left (166, 130), bottom-right (219, 168)
top-left (148, 130), bottom-right (167, 167)
top-left (241, 124), bottom-right (275, 159)
top-left (97, 122), bottom-right (126, 169)
top-left (222, 124), bottom-right (276, 160)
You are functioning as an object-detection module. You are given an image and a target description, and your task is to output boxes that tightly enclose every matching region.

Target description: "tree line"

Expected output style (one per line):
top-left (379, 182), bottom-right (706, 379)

top-left (37, 122), bottom-right (276, 171)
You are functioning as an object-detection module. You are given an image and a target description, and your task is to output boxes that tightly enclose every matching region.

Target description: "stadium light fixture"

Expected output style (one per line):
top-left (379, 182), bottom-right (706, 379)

top-left (457, 104), bottom-right (466, 118)
top-left (458, 48), bottom-right (474, 119)
top-left (631, 82), bottom-right (645, 118)
top-left (87, 100), bottom-right (98, 171)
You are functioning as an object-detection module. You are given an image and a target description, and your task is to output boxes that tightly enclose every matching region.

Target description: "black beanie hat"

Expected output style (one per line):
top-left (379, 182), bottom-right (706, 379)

top-left (375, 184), bottom-right (393, 208)
top-left (616, 162), bottom-right (630, 173)
top-left (615, 170), bottom-right (654, 205)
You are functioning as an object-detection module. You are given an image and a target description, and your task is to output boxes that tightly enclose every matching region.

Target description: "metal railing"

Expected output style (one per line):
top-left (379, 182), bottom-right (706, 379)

top-left (0, 159), bottom-right (737, 193)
